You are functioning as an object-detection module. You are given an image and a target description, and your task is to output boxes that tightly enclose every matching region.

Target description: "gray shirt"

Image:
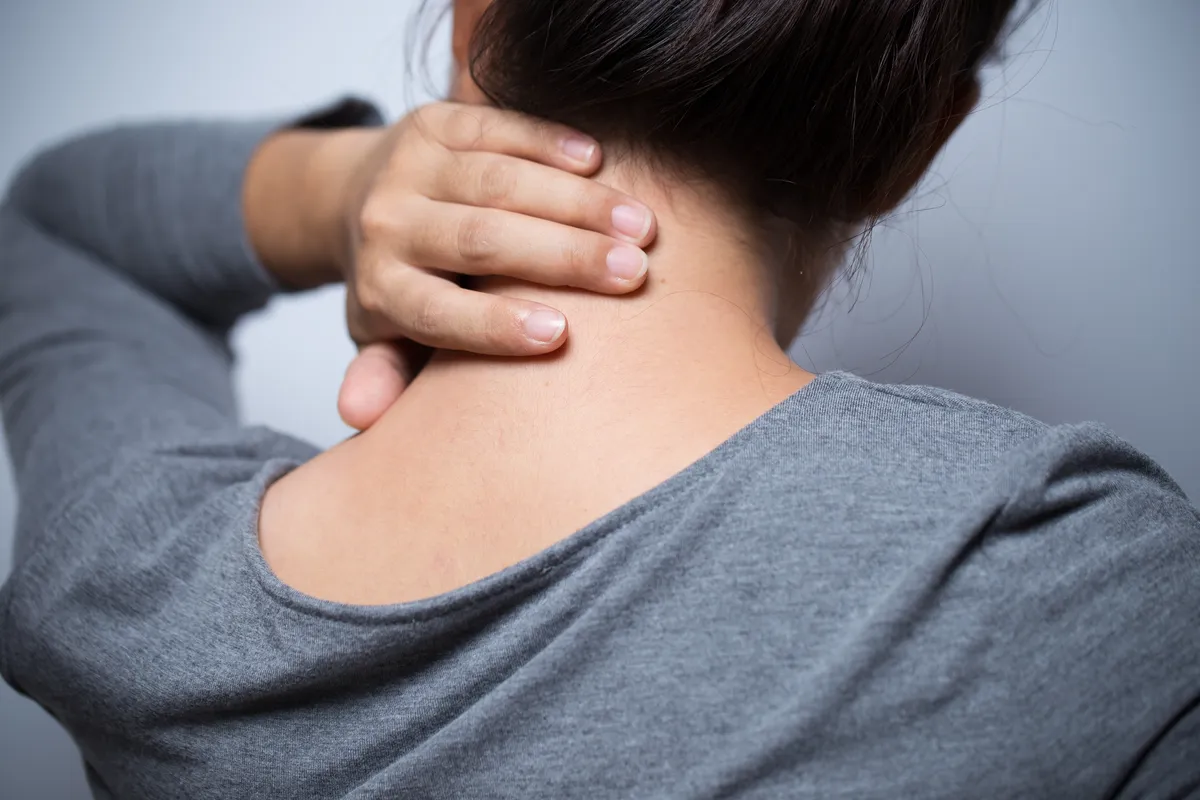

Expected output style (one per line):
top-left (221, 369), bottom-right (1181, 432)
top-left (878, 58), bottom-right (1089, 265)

top-left (1, 99), bottom-right (1198, 800)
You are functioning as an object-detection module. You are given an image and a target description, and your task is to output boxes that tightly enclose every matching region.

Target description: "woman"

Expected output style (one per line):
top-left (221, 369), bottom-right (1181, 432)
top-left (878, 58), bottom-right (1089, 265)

top-left (2, 0), bottom-right (1197, 797)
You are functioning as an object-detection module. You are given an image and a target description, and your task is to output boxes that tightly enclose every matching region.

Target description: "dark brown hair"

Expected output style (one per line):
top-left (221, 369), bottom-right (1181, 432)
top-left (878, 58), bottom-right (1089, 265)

top-left (467, 0), bottom-right (1027, 227)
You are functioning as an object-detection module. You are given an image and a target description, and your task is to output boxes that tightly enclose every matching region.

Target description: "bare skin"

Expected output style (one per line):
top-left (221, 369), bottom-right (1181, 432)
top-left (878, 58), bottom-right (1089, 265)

top-left (257, 1), bottom-right (978, 606)
top-left (260, 161), bottom-right (818, 604)
top-left (244, 104), bottom-right (658, 429)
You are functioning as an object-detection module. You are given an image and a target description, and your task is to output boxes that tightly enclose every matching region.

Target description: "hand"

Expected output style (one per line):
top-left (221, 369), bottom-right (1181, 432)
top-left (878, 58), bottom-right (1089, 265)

top-left (328, 102), bottom-right (658, 429)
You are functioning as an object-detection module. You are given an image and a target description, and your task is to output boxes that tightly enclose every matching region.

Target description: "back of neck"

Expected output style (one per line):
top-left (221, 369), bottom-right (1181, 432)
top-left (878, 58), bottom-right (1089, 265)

top-left (261, 167), bottom-right (819, 604)
top-left (381, 168), bottom-right (811, 455)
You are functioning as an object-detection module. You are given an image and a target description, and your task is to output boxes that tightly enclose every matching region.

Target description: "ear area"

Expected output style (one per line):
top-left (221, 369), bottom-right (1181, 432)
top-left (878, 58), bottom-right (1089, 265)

top-left (451, 0), bottom-right (493, 104)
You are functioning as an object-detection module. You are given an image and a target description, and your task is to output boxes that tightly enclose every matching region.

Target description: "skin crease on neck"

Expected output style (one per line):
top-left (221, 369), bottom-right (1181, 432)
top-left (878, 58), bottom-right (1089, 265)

top-left (257, 0), bottom-right (971, 606)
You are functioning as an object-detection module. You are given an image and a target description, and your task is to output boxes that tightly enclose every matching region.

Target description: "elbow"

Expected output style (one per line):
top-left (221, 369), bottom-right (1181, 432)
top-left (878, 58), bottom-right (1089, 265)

top-left (5, 137), bottom-right (69, 216)
top-left (4, 126), bottom-right (116, 235)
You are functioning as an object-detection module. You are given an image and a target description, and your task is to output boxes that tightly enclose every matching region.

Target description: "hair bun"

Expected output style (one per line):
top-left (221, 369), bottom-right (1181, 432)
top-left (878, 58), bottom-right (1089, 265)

top-left (470, 0), bottom-right (1023, 224)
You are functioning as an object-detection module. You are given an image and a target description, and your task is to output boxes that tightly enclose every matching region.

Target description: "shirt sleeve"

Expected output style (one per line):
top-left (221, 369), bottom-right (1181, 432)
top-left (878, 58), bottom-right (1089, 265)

top-left (989, 423), bottom-right (1200, 796)
top-left (1116, 700), bottom-right (1200, 799)
top-left (0, 97), bottom-right (383, 567)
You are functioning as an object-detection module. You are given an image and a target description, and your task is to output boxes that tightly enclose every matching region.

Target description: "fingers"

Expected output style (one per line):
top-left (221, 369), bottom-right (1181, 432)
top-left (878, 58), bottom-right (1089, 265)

top-left (404, 201), bottom-right (649, 294)
top-left (435, 151), bottom-right (657, 247)
top-left (343, 101), bottom-right (659, 369)
top-left (427, 103), bottom-right (603, 175)
top-left (337, 343), bottom-right (410, 431)
top-left (359, 267), bottom-right (570, 356)
top-left (337, 340), bottom-right (434, 430)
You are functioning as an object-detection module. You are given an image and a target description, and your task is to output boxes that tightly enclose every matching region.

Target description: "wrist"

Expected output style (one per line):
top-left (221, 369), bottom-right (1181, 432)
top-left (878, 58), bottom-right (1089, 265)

top-left (244, 127), bottom-right (381, 289)
top-left (306, 127), bottom-right (386, 280)
top-left (243, 130), bottom-right (325, 287)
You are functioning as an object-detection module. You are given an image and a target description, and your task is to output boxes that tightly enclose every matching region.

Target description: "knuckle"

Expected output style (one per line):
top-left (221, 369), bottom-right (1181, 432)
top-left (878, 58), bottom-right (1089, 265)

top-left (455, 213), bottom-right (497, 263)
top-left (478, 160), bottom-right (516, 204)
top-left (346, 318), bottom-right (372, 348)
top-left (411, 293), bottom-right (448, 340)
top-left (573, 184), bottom-right (604, 224)
top-left (357, 199), bottom-right (395, 241)
top-left (440, 150), bottom-right (468, 186)
top-left (356, 284), bottom-right (385, 317)
top-left (411, 103), bottom-right (450, 135)
top-left (561, 236), bottom-right (597, 278)
top-left (355, 273), bottom-right (388, 316)
top-left (352, 258), bottom-right (391, 316)
top-left (402, 107), bottom-right (437, 149)
top-left (441, 108), bottom-right (486, 150)
top-left (410, 105), bottom-right (435, 127)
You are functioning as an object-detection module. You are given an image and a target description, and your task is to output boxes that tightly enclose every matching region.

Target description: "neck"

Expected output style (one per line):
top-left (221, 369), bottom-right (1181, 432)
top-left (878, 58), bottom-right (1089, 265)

top-left (263, 167), bottom-right (830, 605)
top-left (356, 166), bottom-right (817, 526)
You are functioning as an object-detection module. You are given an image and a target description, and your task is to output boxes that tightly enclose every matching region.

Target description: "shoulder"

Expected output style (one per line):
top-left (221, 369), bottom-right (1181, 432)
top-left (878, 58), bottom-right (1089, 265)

top-left (3, 426), bottom-right (316, 623)
top-left (789, 370), bottom-right (1197, 536)
top-left (99, 426), bottom-right (319, 524)
top-left (796, 372), bottom-right (1195, 493)
top-left (978, 423), bottom-right (1200, 792)
top-left (765, 371), bottom-right (1053, 503)
top-left (813, 370), bottom-right (1050, 447)
top-left (0, 426), bottom-right (315, 714)
top-left (775, 374), bottom-right (1200, 788)
top-left (24, 425), bottom-right (315, 537)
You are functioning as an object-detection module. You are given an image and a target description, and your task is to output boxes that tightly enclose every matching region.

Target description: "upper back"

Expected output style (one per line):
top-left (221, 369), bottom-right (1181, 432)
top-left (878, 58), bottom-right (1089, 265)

top-left (4, 372), bottom-right (1198, 798)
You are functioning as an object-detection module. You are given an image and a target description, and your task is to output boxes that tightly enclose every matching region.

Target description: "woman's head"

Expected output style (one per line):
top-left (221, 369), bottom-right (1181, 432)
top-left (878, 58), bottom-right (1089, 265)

top-left (441, 0), bottom-right (1028, 344)
top-left (451, 0), bottom-right (1023, 230)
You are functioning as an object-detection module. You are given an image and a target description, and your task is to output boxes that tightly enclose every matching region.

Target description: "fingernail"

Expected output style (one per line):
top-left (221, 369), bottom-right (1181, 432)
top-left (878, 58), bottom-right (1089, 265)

top-left (561, 135), bottom-right (597, 165)
top-left (612, 205), bottom-right (652, 240)
top-left (522, 309), bottom-right (567, 344)
top-left (607, 246), bottom-right (648, 282)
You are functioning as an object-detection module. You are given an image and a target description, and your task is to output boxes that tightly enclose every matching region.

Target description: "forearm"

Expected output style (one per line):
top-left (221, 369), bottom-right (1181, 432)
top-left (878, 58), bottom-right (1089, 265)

top-left (5, 97), bottom-right (384, 328)
top-left (6, 118), bottom-right (280, 329)
top-left (242, 126), bottom-right (383, 289)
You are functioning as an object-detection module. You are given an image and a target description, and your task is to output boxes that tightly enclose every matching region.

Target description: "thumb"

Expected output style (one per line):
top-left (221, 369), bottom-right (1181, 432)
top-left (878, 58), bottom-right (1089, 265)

top-left (337, 342), bottom-right (413, 431)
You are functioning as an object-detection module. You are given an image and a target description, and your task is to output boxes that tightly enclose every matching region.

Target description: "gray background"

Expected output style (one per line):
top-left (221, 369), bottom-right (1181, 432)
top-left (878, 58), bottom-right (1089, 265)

top-left (1, 1), bottom-right (1196, 796)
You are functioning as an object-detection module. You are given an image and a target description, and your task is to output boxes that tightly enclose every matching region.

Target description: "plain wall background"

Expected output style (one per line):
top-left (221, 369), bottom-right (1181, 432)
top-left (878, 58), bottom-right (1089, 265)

top-left (1, 1), bottom-right (1196, 796)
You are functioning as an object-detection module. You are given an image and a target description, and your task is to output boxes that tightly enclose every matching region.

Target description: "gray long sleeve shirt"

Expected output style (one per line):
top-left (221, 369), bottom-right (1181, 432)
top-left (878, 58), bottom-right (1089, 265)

top-left (1, 100), bottom-right (1198, 799)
